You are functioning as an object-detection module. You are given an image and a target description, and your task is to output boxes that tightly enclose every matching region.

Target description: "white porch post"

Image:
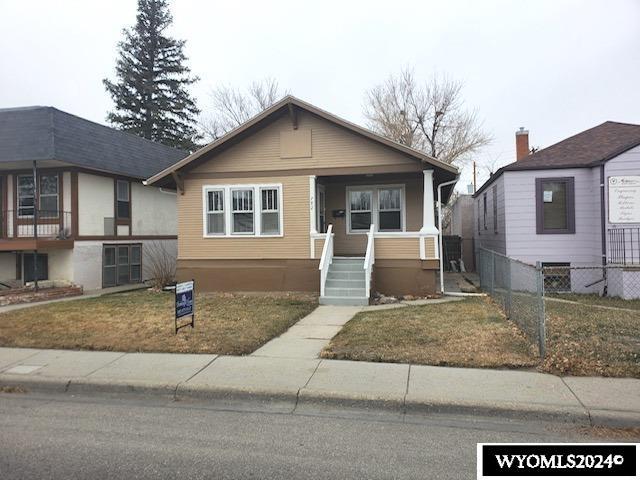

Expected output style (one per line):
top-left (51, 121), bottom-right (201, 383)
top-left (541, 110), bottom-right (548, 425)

top-left (309, 175), bottom-right (317, 234)
top-left (420, 170), bottom-right (438, 234)
top-left (309, 175), bottom-right (317, 258)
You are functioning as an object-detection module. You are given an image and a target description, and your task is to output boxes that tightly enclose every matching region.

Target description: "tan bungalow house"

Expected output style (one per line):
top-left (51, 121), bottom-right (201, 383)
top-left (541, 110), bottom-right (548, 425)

top-left (147, 96), bottom-right (458, 305)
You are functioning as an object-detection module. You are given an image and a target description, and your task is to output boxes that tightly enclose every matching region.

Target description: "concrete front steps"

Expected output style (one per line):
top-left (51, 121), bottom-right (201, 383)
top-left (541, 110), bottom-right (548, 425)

top-left (319, 257), bottom-right (370, 306)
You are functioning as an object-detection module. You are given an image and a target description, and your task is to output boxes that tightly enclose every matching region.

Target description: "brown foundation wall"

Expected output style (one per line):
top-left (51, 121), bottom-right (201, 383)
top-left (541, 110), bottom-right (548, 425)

top-left (373, 259), bottom-right (438, 297)
top-left (177, 258), bottom-right (439, 296)
top-left (177, 259), bottom-right (320, 292)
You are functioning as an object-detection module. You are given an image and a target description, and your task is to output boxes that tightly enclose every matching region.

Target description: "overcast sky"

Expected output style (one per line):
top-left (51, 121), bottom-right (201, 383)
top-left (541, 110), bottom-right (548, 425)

top-left (1, 0), bottom-right (639, 189)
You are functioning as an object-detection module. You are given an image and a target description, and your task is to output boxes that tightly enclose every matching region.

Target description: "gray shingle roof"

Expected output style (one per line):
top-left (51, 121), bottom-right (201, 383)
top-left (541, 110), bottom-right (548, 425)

top-left (474, 121), bottom-right (640, 197)
top-left (0, 106), bottom-right (188, 179)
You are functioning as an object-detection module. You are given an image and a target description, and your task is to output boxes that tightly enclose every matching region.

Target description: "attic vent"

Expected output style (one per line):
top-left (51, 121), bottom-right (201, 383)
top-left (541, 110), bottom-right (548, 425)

top-left (280, 129), bottom-right (312, 159)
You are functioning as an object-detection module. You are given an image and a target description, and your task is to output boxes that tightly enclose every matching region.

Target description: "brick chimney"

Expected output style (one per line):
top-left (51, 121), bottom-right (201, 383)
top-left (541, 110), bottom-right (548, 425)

top-left (516, 127), bottom-right (529, 161)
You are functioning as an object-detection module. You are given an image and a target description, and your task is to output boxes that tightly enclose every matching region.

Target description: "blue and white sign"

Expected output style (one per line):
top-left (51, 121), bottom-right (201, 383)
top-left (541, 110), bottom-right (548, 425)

top-left (175, 280), bottom-right (194, 319)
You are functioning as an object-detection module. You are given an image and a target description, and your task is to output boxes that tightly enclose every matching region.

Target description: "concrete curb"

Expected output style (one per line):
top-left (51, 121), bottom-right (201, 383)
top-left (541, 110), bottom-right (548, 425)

top-left (2, 375), bottom-right (639, 428)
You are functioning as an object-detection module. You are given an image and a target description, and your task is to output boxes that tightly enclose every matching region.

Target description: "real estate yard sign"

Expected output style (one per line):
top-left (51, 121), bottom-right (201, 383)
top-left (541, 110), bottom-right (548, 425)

top-left (175, 280), bottom-right (195, 333)
top-left (609, 176), bottom-right (640, 224)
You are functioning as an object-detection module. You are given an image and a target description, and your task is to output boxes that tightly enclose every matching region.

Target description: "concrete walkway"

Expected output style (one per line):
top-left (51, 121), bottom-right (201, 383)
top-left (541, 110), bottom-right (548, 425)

top-left (251, 305), bottom-right (363, 359)
top-left (0, 283), bottom-right (148, 314)
top-left (1, 346), bottom-right (639, 427)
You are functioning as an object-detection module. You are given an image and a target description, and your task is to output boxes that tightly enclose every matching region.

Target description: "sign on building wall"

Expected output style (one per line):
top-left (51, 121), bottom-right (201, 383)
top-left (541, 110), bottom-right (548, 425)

top-left (609, 176), bottom-right (640, 224)
top-left (175, 280), bottom-right (195, 333)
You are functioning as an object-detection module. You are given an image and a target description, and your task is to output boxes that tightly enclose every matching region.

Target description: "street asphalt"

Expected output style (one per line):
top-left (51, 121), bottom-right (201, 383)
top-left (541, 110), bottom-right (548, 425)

top-left (1, 391), bottom-right (632, 480)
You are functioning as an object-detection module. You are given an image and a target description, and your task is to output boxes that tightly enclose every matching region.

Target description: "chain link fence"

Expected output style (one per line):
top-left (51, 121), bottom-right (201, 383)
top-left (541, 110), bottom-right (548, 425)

top-left (477, 248), bottom-right (545, 357)
top-left (477, 248), bottom-right (640, 358)
top-left (542, 264), bottom-right (640, 300)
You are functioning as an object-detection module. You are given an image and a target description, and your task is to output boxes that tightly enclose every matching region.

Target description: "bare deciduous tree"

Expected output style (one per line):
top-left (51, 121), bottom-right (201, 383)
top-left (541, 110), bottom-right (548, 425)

top-left (201, 78), bottom-right (288, 141)
top-left (364, 69), bottom-right (491, 165)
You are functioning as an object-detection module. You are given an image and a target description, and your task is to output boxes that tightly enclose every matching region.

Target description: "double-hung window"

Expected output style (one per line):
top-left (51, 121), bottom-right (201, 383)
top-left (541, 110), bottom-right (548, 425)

top-left (347, 186), bottom-right (404, 233)
top-left (349, 190), bottom-right (372, 230)
top-left (116, 180), bottom-right (130, 220)
top-left (17, 175), bottom-right (35, 217)
top-left (260, 187), bottom-right (280, 235)
top-left (378, 188), bottom-right (402, 231)
top-left (203, 184), bottom-right (282, 237)
top-left (39, 174), bottom-right (59, 216)
top-left (17, 174), bottom-right (59, 218)
top-left (232, 188), bottom-right (254, 234)
top-left (206, 189), bottom-right (225, 235)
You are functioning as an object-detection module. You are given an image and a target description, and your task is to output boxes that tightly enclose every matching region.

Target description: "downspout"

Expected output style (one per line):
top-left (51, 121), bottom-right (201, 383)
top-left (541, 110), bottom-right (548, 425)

top-left (600, 164), bottom-right (608, 296)
top-left (437, 176), bottom-right (486, 297)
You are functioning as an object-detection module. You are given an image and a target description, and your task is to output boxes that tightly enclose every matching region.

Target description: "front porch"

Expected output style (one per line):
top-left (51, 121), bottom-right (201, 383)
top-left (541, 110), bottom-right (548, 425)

top-left (310, 169), bottom-right (447, 304)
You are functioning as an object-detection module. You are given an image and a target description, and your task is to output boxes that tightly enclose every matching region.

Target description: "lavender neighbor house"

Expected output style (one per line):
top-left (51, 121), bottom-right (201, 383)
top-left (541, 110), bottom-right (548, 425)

top-left (473, 122), bottom-right (640, 299)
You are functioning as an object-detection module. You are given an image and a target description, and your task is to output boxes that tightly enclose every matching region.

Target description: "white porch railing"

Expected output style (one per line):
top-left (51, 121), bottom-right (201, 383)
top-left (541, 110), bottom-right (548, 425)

top-left (318, 224), bottom-right (334, 297)
top-left (364, 224), bottom-right (375, 298)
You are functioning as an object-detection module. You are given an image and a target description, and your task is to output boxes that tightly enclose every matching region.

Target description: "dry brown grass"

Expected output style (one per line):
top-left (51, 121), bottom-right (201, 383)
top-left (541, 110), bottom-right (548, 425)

top-left (547, 293), bottom-right (640, 311)
top-left (0, 290), bottom-right (317, 355)
top-left (322, 297), bottom-right (538, 368)
top-left (542, 301), bottom-right (640, 378)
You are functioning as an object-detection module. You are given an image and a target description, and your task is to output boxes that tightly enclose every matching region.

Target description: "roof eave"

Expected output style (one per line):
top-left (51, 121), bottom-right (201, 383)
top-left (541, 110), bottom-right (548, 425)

top-left (146, 96), bottom-right (458, 185)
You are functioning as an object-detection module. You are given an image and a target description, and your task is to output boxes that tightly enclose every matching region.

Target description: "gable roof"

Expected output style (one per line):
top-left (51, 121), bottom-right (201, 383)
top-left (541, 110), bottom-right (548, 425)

top-left (474, 121), bottom-right (640, 197)
top-left (0, 106), bottom-right (188, 179)
top-left (145, 95), bottom-right (458, 186)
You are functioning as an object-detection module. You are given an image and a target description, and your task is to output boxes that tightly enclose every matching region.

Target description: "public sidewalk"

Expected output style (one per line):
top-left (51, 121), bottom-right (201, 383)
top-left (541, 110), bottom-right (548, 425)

top-left (1, 346), bottom-right (639, 427)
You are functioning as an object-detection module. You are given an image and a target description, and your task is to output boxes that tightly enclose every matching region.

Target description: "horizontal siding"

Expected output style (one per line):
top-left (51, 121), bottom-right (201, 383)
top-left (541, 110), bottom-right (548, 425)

top-left (504, 168), bottom-right (601, 266)
top-left (375, 237), bottom-right (420, 259)
top-left (191, 110), bottom-right (418, 174)
top-left (424, 236), bottom-right (436, 259)
top-left (473, 176), bottom-right (506, 254)
top-left (314, 237), bottom-right (325, 259)
top-left (178, 175), bottom-right (309, 259)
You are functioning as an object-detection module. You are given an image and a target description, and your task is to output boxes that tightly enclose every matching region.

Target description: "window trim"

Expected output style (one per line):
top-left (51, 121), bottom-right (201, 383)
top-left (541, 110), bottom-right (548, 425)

top-left (231, 187), bottom-right (255, 235)
top-left (259, 186), bottom-right (281, 235)
top-left (202, 184), bottom-right (284, 238)
top-left (535, 177), bottom-right (575, 234)
top-left (346, 184), bottom-right (406, 234)
top-left (17, 174), bottom-right (36, 218)
top-left (205, 188), bottom-right (226, 236)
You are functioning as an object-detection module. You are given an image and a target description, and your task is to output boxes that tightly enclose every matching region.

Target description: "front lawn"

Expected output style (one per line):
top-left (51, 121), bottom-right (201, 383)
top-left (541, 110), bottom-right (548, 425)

top-left (543, 300), bottom-right (640, 377)
top-left (547, 293), bottom-right (640, 311)
top-left (322, 296), bottom-right (640, 378)
top-left (322, 298), bottom-right (538, 369)
top-left (0, 290), bottom-right (317, 355)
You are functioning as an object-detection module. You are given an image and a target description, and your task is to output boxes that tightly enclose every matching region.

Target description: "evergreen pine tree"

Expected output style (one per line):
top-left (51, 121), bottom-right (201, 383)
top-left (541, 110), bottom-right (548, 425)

top-left (104, 0), bottom-right (201, 151)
